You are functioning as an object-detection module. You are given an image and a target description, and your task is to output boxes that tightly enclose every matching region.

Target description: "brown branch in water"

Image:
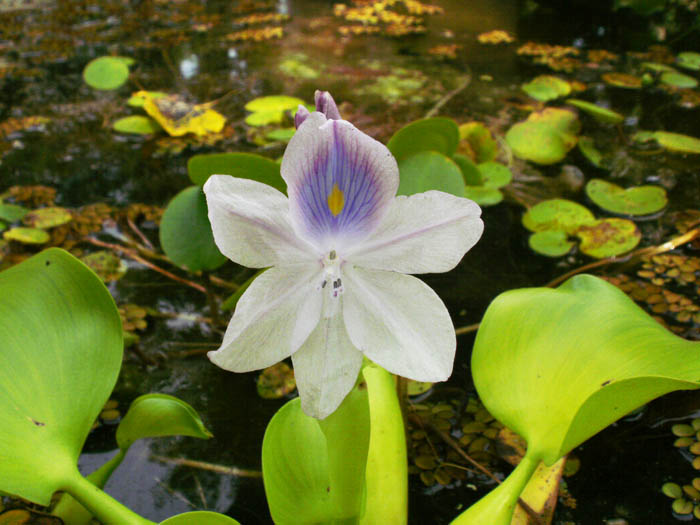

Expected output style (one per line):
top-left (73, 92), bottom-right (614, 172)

top-left (455, 323), bottom-right (480, 336)
top-left (424, 69), bottom-right (472, 119)
top-left (150, 455), bottom-right (262, 478)
top-left (126, 216), bottom-right (154, 250)
top-left (209, 274), bottom-right (240, 290)
top-left (85, 237), bottom-right (208, 294)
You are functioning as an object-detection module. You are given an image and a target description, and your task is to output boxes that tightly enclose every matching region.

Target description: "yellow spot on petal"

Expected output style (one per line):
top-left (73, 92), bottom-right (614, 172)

top-left (327, 183), bottom-right (345, 217)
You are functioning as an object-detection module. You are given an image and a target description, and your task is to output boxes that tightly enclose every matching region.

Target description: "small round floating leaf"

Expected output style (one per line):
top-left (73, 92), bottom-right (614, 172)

top-left (672, 423), bottom-right (695, 437)
top-left (458, 122), bottom-right (498, 163)
top-left (244, 95), bottom-right (306, 113)
top-left (160, 186), bottom-right (227, 272)
top-left (652, 131), bottom-right (700, 154)
top-left (23, 207), bottom-right (72, 229)
top-left (663, 483), bottom-right (683, 499)
top-left (82, 56), bottom-right (131, 90)
top-left (478, 162), bottom-right (512, 189)
top-left (0, 203), bottom-right (29, 223)
top-left (566, 99), bottom-right (624, 124)
top-left (257, 363), bottom-right (296, 399)
top-left (585, 179), bottom-right (667, 216)
top-left (80, 250), bottom-right (127, 282)
top-left (453, 153), bottom-right (482, 185)
top-left (506, 122), bottom-right (568, 165)
top-left (576, 218), bottom-right (641, 258)
top-left (578, 136), bottom-right (604, 167)
top-left (464, 186), bottom-right (504, 206)
top-left (602, 72), bottom-right (643, 89)
top-left (677, 52), bottom-right (700, 71)
top-left (522, 75), bottom-right (571, 102)
top-left (113, 115), bottom-right (161, 135)
top-left (642, 62), bottom-right (678, 73)
top-left (387, 117), bottom-right (460, 163)
top-left (661, 72), bottom-right (699, 89)
top-left (245, 110), bottom-right (287, 127)
top-left (3, 227), bottom-right (50, 244)
top-left (397, 151), bottom-right (466, 197)
top-left (160, 511), bottom-right (241, 524)
top-left (188, 152), bottom-right (285, 191)
top-left (529, 230), bottom-right (575, 257)
top-left (522, 199), bottom-right (595, 234)
top-left (265, 127), bottom-right (296, 142)
top-left (116, 393), bottom-right (212, 450)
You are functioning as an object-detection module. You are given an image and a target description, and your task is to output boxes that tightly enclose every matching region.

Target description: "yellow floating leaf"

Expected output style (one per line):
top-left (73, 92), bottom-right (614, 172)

top-left (478, 30), bottom-right (515, 45)
top-left (138, 91), bottom-right (226, 137)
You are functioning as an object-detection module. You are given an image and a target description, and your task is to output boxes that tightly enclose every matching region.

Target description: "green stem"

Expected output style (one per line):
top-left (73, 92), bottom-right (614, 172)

top-left (61, 470), bottom-right (155, 525)
top-left (451, 452), bottom-right (540, 525)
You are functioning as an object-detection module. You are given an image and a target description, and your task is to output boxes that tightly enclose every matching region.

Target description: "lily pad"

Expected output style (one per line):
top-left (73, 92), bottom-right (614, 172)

top-left (3, 227), bottom-right (49, 244)
top-left (80, 250), bottom-right (128, 282)
top-left (387, 117), bottom-right (460, 163)
top-left (649, 131), bottom-right (700, 154)
top-left (458, 122), bottom-right (498, 163)
top-left (566, 99), bottom-right (624, 124)
top-left (113, 115), bottom-right (162, 135)
top-left (578, 136), bottom-right (604, 167)
top-left (478, 162), bottom-right (512, 188)
top-left (244, 95), bottom-right (306, 127)
top-left (522, 75), bottom-right (571, 101)
top-left (257, 362), bottom-right (296, 399)
top-left (601, 72), bottom-right (643, 89)
top-left (522, 199), bottom-right (595, 234)
top-left (23, 207), bottom-right (72, 229)
top-left (585, 179), bottom-right (667, 216)
top-left (576, 217), bottom-right (640, 258)
top-left (660, 71), bottom-right (698, 89)
top-left (265, 127), bottom-right (296, 142)
top-left (464, 186), bottom-right (505, 206)
top-left (0, 203), bottom-right (29, 222)
top-left (677, 52), bottom-right (700, 71)
top-left (528, 230), bottom-right (575, 257)
top-left (397, 151), bottom-right (466, 198)
top-left (187, 152), bottom-right (285, 191)
top-left (506, 108), bottom-right (580, 165)
top-left (82, 56), bottom-right (131, 90)
top-left (642, 62), bottom-right (678, 73)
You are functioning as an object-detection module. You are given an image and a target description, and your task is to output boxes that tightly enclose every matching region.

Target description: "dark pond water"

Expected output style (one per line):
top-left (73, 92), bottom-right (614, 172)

top-left (1, 0), bottom-right (700, 523)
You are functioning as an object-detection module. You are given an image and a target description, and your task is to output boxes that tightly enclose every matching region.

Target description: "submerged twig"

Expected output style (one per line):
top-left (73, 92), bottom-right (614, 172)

top-left (151, 455), bottom-right (262, 478)
top-left (424, 69), bottom-right (472, 119)
top-left (454, 323), bottom-right (480, 336)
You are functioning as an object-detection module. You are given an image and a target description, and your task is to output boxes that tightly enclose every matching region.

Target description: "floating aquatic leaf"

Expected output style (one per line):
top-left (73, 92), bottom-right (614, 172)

top-left (566, 98), bottom-right (624, 124)
top-left (257, 362), bottom-right (296, 399)
top-left (387, 117), bottom-right (460, 163)
top-left (585, 179), bottom-right (667, 216)
top-left (0, 202), bottom-right (29, 222)
top-left (677, 52), bottom-right (700, 71)
top-left (464, 186), bottom-right (504, 205)
top-left (127, 91), bottom-right (167, 108)
top-left (159, 512), bottom-right (241, 525)
top-left (23, 207), bottom-right (72, 229)
top-left (478, 162), bottom-right (512, 188)
top-left (458, 122), bottom-right (498, 163)
top-left (528, 230), bottom-right (575, 257)
top-left (80, 250), bottom-right (127, 282)
top-left (3, 226), bottom-right (49, 244)
top-left (576, 217), bottom-right (640, 258)
top-left (648, 131), bottom-right (700, 154)
top-left (642, 61), bottom-right (678, 73)
top-left (660, 71), bottom-right (699, 89)
top-left (522, 75), bottom-right (571, 102)
top-left (477, 30), bottom-right (515, 44)
top-left (506, 108), bottom-right (580, 165)
top-left (139, 92), bottom-right (226, 137)
top-left (522, 199), bottom-right (594, 233)
top-left (244, 95), bottom-right (306, 126)
top-left (578, 136), bottom-right (604, 167)
top-left (601, 72), bottom-right (643, 89)
top-left (112, 115), bottom-right (162, 135)
top-left (187, 152), bottom-right (284, 190)
top-left (82, 56), bottom-right (131, 90)
top-left (265, 127), bottom-right (296, 142)
top-left (453, 154), bottom-right (482, 185)
top-left (397, 151), bottom-right (466, 197)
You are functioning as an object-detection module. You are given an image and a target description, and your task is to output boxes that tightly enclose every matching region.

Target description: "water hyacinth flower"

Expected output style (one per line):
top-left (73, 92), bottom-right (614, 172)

top-left (204, 91), bottom-right (484, 419)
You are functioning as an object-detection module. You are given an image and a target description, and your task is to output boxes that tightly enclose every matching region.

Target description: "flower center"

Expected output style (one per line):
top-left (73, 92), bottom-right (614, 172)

top-left (320, 249), bottom-right (344, 318)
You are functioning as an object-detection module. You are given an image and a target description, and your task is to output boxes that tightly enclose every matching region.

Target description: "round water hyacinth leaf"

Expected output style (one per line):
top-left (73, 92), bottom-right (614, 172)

top-left (187, 152), bottom-right (285, 191)
top-left (116, 393), bottom-right (212, 450)
top-left (3, 227), bottom-right (49, 244)
top-left (257, 363), bottom-right (296, 399)
top-left (506, 109), bottom-right (580, 165)
top-left (160, 511), bottom-right (241, 524)
top-left (23, 207), bottom-right (72, 229)
top-left (602, 72), bottom-right (643, 89)
top-left (677, 52), bottom-right (700, 71)
top-left (0, 203), bottom-right (29, 222)
top-left (457, 274), bottom-right (700, 524)
top-left (453, 153), bottom-right (482, 185)
top-left (127, 91), bottom-right (167, 107)
top-left (522, 75), bottom-right (571, 101)
top-left (464, 186), bottom-right (504, 205)
top-left (585, 179), bottom-right (667, 216)
top-left (113, 115), bottom-right (161, 135)
top-left (397, 151), bottom-right (466, 197)
top-left (522, 199), bottom-right (595, 234)
top-left (660, 72), bottom-right (699, 89)
top-left (0, 249), bottom-right (123, 505)
top-left (651, 131), bottom-right (700, 154)
top-left (576, 218), bottom-right (640, 258)
top-left (529, 230), bottom-right (575, 257)
top-left (160, 186), bottom-right (227, 272)
top-left (566, 99), bottom-right (624, 124)
top-left (458, 122), bottom-right (498, 163)
top-left (80, 250), bottom-right (127, 282)
top-left (244, 95), bottom-right (305, 113)
top-left (387, 117), bottom-right (460, 163)
top-left (478, 162), bottom-right (512, 188)
top-left (578, 136), bottom-right (604, 167)
top-left (82, 56), bottom-right (131, 90)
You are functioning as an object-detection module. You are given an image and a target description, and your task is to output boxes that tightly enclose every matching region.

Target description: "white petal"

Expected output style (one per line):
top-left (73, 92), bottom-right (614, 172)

top-left (345, 191), bottom-right (484, 274)
top-left (208, 265), bottom-right (323, 372)
top-left (204, 175), bottom-right (316, 268)
top-left (342, 265), bottom-right (455, 381)
top-left (292, 309), bottom-right (364, 419)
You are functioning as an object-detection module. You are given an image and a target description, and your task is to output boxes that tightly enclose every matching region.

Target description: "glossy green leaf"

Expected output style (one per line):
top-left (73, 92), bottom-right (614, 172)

top-left (187, 152), bottom-right (285, 191)
top-left (528, 230), bottom-right (574, 257)
top-left (159, 186), bottom-right (227, 272)
top-left (585, 178), bottom-right (667, 215)
top-left (566, 99), bottom-right (624, 124)
top-left (458, 122), bottom-right (498, 163)
top-left (265, 127), bottom-right (296, 142)
top-left (244, 95), bottom-right (305, 113)
top-left (506, 109), bottom-right (580, 165)
top-left (478, 162), bottom-right (512, 188)
top-left (0, 203), bottom-right (29, 222)
top-left (651, 131), bottom-right (700, 154)
top-left (453, 153), bottom-right (482, 185)
top-left (83, 56), bottom-right (131, 90)
top-left (160, 512), bottom-right (241, 524)
top-left (116, 393), bottom-right (212, 450)
top-left (575, 218), bottom-right (640, 258)
top-left (262, 387), bottom-right (370, 524)
top-left (3, 227), bottom-right (50, 244)
top-left (660, 71), bottom-right (698, 88)
top-left (113, 115), bottom-right (162, 135)
top-left (387, 117), bottom-right (460, 162)
top-left (677, 52), bottom-right (700, 71)
top-left (522, 75), bottom-right (571, 101)
top-left (522, 199), bottom-right (595, 234)
top-left (464, 186), bottom-right (504, 205)
top-left (455, 274), bottom-right (700, 524)
top-left (397, 151), bottom-right (466, 197)
top-left (578, 136), bottom-right (604, 167)
top-left (23, 207), bottom-right (72, 229)
top-left (0, 248), bottom-right (123, 505)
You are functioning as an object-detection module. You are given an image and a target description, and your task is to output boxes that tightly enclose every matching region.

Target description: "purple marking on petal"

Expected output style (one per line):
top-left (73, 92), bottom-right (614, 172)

top-left (315, 90), bottom-right (341, 120)
top-left (294, 105), bottom-right (310, 129)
